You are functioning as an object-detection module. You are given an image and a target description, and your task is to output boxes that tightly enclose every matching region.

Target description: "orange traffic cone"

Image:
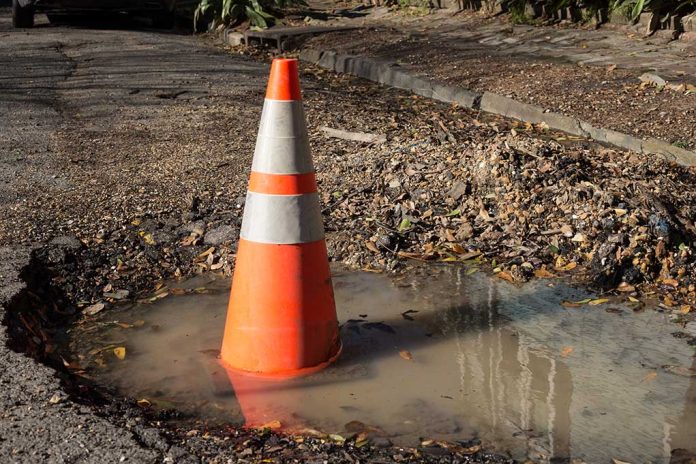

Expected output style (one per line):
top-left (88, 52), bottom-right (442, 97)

top-left (220, 58), bottom-right (341, 378)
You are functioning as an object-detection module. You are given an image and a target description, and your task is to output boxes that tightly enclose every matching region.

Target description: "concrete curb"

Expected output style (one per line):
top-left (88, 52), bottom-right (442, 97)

top-left (299, 48), bottom-right (696, 167)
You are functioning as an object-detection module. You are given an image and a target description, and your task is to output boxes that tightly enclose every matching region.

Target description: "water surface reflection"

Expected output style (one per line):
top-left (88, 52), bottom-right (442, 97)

top-left (68, 266), bottom-right (696, 462)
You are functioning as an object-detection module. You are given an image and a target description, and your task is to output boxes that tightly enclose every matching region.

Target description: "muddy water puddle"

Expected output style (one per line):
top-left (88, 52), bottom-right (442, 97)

top-left (68, 266), bottom-right (696, 462)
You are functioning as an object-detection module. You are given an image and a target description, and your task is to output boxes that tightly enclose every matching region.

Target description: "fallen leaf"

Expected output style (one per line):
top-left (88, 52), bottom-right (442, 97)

top-left (256, 420), bottom-right (282, 430)
top-left (497, 271), bottom-right (515, 282)
top-left (588, 298), bottom-right (610, 306)
top-left (534, 268), bottom-right (555, 278)
top-left (555, 261), bottom-right (578, 272)
top-left (561, 298), bottom-right (592, 308)
top-left (137, 399), bottom-right (152, 407)
top-left (329, 434), bottom-right (346, 444)
top-left (198, 246), bottom-right (215, 258)
top-left (113, 347), bottom-right (126, 360)
top-left (560, 346), bottom-right (573, 358)
top-left (399, 350), bottom-right (413, 360)
top-left (355, 432), bottom-right (370, 447)
top-left (398, 218), bottom-right (412, 232)
top-left (641, 372), bottom-right (658, 383)
top-left (617, 282), bottom-right (635, 292)
top-left (139, 231), bottom-right (156, 245)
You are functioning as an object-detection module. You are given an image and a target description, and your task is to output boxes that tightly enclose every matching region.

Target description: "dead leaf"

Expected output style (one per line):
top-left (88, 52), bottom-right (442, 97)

top-left (399, 350), bottom-right (413, 360)
top-left (197, 247), bottom-right (215, 259)
top-left (256, 420), bottom-right (282, 430)
top-left (588, 298), bottom-right (610, 306)
top-left (139, 231), bottom-right (155, 245)
top-left (561, 298), bottom-right (592, 308)
top-left (137, 399), bottom-right (152, 407)
top-left (617, 282), bottom-right (635, 292)
top-left (497, 271), bottom-right (515, 283)
top-left (555, 261), bottom-right (578, 272)
top-left (113, 347), bottom-right (126, 360)
top-left (641, 372), bottom-right (658, 383)
top-left (560, 346), bottom-right (573, 358)
top-left (534, 268), bottom-right (555, 278)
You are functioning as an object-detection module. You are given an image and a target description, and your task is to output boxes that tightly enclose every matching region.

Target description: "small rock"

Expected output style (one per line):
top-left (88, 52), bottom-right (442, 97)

top-left (224, 30), bottom-right (244, 46)
top-left (49, 235), bottom-right (83, 250)
top-left (204, 225), bottom-right (236, 245)
top-left (639, 73), bottom-right (666, 87)
top-left (84, 302), bottom-right (105, 316)
top-left (447, 181), bottom-right (469, 200)
top-left (372, 437), bottom-right (393, 448)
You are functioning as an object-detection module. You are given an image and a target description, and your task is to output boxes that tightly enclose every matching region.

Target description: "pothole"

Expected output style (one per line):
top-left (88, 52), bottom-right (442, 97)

top-left (64, 264), bottom-right (696, 463)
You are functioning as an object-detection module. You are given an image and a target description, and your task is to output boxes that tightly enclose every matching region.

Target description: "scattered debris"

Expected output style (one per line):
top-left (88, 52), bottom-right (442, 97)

top-left (320, 126), bottom-right (387, 144)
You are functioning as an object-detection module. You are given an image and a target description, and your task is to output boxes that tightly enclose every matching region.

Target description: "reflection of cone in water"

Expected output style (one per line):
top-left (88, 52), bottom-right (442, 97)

top-left (220, 58), bottom-right (341, 378)
top-left (226, 369), bottom-right (298, 429)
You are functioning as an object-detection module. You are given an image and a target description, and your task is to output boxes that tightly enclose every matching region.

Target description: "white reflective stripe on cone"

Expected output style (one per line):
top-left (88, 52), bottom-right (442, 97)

top-left (252, 133), bottom-right (313, 175)
top-left (240, 191), bottom-right (325, 244)
top-left (252, 100), bottom-right (314, 175)
top-left (257, 100), bottom-right (308, 138)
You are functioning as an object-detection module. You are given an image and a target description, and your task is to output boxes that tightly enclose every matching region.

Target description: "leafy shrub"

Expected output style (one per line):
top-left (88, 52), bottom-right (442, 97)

top-left (194, 0), bottom-right (305, 30)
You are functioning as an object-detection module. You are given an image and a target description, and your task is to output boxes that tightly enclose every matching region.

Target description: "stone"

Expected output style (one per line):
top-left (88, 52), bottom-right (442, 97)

top-left (638, 12), bottom-right (659, 34)
top-left (224, 30), bottom-right (245, 46)
top-left (447, 181), bottom-right (469, 200)
top-left (639, 72), bottom-right (666, 87)
top-left (682, 13), bottom-right (696, 32)
top-left (203, 225), bottom-right (236, 245)
top-left (49, 235), bottom-right (83, 250)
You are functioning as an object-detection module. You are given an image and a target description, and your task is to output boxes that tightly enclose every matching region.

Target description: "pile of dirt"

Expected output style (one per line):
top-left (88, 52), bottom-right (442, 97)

top-left (6, 56), bottom-right (696, 326)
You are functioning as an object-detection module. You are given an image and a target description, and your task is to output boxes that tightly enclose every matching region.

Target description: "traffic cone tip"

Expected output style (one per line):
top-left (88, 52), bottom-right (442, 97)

top-left (266, 58), bottom-right (302, 101)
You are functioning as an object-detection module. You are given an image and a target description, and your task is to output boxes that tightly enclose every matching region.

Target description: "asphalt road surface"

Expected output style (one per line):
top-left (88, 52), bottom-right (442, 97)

top-left (0, 11), bottom-right (267, 463)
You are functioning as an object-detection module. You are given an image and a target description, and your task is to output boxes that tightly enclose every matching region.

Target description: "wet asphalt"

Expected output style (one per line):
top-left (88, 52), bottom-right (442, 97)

top-left (0, 10), bottom-right (265, 462)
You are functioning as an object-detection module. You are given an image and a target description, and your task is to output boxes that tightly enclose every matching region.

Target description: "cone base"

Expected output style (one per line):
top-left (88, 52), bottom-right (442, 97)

top-left (220, 342), bottom-right (342, 380)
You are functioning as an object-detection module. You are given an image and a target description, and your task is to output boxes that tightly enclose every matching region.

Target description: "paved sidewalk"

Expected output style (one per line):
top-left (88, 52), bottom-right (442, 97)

top-left (362, 9), bottom-right (696, 82)
top-left (308, 6), bottom-right (696, 82)
top-left (300, 7), bottom-right (696, 150)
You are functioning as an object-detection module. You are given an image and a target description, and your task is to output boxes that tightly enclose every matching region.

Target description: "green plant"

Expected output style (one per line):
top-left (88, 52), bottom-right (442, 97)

top-left (608, 0), bottom-right (650, 20)
top-left (194, 0), bottom-right (305, 30)
top-left (508, 0), bottom-right (530, 23)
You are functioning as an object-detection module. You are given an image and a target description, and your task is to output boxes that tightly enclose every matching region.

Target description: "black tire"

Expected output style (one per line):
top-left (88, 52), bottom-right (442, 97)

top-left (12, 0), bottom-right (34, 28)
